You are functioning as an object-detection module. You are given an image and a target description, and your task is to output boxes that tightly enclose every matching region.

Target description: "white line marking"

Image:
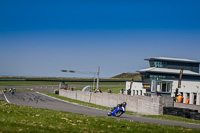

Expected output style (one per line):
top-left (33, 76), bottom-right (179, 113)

top-left (2, 90), bottom-right (10, 103)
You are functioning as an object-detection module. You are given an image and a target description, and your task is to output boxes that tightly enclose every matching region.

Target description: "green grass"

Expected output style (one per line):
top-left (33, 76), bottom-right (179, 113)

top-left (0, 81), bottom-right (60, 86)
top-left (74, 86), bottom-right (123, 94)
top-left (142, 114), bottom-right (200, 124)
top-left (0, 100), bottom-right (200, 133)
top-left (41, 92), bottom-right (110, 111)
top-left (42, 92), bottom-right (200, 125)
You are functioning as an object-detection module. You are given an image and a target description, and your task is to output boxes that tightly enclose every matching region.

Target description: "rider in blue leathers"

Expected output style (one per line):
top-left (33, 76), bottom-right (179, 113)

top-left (108, 102), bottom-right (127, 117)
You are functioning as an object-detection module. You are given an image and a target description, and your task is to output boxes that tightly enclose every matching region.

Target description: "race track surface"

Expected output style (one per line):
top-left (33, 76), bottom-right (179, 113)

top-left (2, 91), bottom-right (200, 129)
top-left (3, 91), bottom-right (106, 117)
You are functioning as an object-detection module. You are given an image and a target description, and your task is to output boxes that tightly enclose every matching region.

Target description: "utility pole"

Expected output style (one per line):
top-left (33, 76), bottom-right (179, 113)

top-left (96, 66), bottom-right (100, 89)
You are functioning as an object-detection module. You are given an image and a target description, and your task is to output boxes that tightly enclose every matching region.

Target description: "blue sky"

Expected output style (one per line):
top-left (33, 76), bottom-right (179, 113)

top-left (0, 0), bottom-right (200, 78)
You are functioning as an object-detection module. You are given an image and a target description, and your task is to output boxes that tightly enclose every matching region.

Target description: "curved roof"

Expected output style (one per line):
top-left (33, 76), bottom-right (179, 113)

top-left (144, 57), bottom-right (200, 64)
top-left (137, 67), bottom-right (200, 76)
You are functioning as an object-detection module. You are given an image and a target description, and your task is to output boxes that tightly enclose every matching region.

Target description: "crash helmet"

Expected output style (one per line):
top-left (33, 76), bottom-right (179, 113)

top-left (122, 102), bottom-right (127, 106)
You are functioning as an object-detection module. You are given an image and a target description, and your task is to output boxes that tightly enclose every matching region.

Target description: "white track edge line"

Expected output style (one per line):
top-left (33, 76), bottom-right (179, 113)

top-left (2, 90), bottom-right (10, 103)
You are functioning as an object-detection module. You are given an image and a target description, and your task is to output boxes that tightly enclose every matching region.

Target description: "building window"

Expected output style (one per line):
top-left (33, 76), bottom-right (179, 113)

top-left (153, 61), bottom-right (167, 68)
top-left (150, 74), bottom-right (176, 81)
top-left (152, 80), bottom-right (172, 93)
top-left (150, 61), bottom-right (155, 67)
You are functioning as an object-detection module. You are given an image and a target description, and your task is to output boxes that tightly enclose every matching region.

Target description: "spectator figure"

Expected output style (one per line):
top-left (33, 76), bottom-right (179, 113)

top-left (99, 88), bottom-right (102, 93)
top-left (127, 89), bottom-right (131, 95)
top-left (121, 89), bottom-right (124, 94)
top-left (108, 89), bottom-right (112, 93)
top-left (94, 88), bottom-right (102, 93)
top-left (156, 91), bottom-right (161, 96)
top-left (194, 98), bottom-right (196, 105)
top-left (156, 91), bottom-right (158, 96)
top-left (4, 88), bottom-right (7, 93)
top-left (186, 96), bottom-right (190, 104)
top-left (177, 93), bottom-right (183, 103)
top-left (175, 88), bottom-right (178, 97)
top-left (64, 84), bottom-right (68, 90)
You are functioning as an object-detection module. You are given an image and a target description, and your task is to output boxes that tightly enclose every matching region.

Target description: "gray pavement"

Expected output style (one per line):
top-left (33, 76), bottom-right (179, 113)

top-left (2, 91), bottom-right (200, 129)
top-left (3, 91), bottom-right (106, 116)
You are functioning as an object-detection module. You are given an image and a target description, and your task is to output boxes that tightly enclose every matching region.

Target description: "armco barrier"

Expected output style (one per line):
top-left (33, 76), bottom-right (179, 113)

top-left (59, 89), bottom-right (174, 115)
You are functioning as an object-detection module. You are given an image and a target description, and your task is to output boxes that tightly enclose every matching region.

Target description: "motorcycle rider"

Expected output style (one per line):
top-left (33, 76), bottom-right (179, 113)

top-left (111, 102), bottom-right (127, 111)
top-left (9, 88), bottom-right (15, 95)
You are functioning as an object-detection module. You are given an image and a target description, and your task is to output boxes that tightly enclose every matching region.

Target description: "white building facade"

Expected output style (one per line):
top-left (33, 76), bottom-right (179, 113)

top-left (126, 57), bottom-right (200, 105)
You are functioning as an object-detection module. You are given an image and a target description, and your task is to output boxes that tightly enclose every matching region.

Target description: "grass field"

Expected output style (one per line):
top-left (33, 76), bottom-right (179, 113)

top-left (0, 81), bottom-right (125, 86)
top-left (0, 80), bottom-right (125, 94)
top-left (0, 81), bottom-right (60, 86)
top-left (0, 100), bottom-right (200, 133)
top-left (73, 86), bottom-right (123, 94)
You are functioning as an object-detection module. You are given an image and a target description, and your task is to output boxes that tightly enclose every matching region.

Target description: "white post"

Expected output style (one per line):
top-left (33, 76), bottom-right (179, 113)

top-left (190, 92), bottom-right (194, 104)
top-left (183, 92), bottom-right (187, 103)
top-left (135, 90), bottom-right (138, 95)
top-left (93, 73), bottom-right (96, 90)
top-left (196, 93), bottom-right (200, 105)
top-left (138, 90), bottom-right (141, 95)
top-left (96, 66), bottom-right (100, 89)
top-left (131, 90), bottom-right (135, 96)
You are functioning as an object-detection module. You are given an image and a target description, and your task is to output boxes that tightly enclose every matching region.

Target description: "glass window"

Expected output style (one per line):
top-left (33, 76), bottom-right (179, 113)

top-left (153, 61), bottom-right (167, 68)
top-left (149, 61), bottom-right (155, 67)
top-left (154, 61), bottom-right (158, 67)
top-left (167, 82), bottom-right (172, 92)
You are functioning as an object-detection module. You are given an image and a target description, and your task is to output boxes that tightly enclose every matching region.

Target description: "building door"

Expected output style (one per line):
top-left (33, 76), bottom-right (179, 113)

top-left (161, 82), bottom-right (172, 93)
top-left (194, 93), bottom-right (197, 104)
top-left (161, 82), bottom-right (166, 92)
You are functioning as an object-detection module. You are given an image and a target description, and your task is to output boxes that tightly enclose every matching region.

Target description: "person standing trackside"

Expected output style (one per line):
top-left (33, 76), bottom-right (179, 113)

top-left (121, 89), bottom-right (124, 94)
top-left (177, 93), bottom-right (183, 103)
top-left (186, 96), bottom-right (190, 104)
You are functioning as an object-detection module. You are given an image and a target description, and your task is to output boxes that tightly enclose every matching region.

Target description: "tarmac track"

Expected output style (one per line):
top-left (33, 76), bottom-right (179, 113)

top-left (1, 91), bottom-right (200, 129)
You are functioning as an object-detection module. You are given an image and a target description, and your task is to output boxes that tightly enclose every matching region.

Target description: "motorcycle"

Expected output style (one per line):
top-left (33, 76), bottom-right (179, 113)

top-left (107, 102), bottom-right (127, 117)
top-left (9, 88), bottom-right (16, 95)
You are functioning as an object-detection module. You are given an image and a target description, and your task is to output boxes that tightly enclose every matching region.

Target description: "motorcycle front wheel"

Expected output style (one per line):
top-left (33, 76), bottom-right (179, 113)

top-left (107, 112), bottom-right (111, 116)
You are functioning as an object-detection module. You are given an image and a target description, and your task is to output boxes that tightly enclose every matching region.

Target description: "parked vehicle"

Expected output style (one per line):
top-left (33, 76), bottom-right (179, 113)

top-left (107, 102), bottom-right (127, 117)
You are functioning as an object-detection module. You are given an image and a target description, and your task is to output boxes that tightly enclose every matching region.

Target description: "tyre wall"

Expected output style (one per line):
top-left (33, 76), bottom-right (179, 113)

top-left (174, 102), bottom-right (200, 112)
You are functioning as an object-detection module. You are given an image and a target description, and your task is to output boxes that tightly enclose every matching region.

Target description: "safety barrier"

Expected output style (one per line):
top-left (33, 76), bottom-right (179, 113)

top-left (59, 89), bottom-right (174, 115)
top-left (163, 107), bottom-right (200, 120)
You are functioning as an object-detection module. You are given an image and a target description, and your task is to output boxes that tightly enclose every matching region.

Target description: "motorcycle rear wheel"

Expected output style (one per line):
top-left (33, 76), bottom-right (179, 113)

top-left (115, 111), bottom-right (123, 117)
